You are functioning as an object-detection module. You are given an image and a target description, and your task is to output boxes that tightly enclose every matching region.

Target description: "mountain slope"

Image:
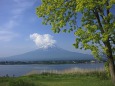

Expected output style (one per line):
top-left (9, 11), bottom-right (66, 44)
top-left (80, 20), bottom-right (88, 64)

top-left (1, 47), bottom-right (94, 61)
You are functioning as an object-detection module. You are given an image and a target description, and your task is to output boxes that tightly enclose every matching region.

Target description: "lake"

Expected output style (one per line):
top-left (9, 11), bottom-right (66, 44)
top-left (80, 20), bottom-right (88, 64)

top-left (0, 63), bottom-right (104, 77)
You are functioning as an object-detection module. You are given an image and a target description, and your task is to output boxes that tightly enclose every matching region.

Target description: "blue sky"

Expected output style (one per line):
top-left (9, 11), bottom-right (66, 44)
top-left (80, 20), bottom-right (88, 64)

top-left (0, 0), bottom-right (91, 57)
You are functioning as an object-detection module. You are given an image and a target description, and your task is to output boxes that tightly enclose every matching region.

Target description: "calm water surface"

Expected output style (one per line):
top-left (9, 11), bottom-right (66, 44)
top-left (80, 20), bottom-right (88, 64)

top-left (0, 63), bottom-right (104, 77)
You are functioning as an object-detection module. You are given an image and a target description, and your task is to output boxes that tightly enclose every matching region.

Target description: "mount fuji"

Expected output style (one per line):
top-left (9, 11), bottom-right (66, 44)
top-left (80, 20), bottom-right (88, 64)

top-left (0, 47), bottom-right (94, 61)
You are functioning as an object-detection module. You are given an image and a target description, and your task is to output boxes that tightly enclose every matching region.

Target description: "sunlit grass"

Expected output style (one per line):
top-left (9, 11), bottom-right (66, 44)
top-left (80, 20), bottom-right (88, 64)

top-left (25, 68), bottom-right (105, 75)
top-left (0, 69), bottom-right (114, 86)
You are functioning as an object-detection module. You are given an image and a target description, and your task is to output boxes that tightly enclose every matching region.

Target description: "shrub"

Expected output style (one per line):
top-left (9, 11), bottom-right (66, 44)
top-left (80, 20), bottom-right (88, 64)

top-left (9, 79), bottom-right (35, 86)
top-left (0, 77), bottom-right (9, 83)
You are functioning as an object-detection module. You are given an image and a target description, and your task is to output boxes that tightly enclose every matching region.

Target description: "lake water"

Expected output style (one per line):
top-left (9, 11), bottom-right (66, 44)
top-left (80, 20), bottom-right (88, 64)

top-left (0, 63), bottom-right (104, 77)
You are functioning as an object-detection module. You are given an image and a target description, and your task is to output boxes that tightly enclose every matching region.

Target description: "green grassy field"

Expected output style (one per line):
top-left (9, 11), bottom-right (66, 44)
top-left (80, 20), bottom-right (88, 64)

top-left (0, 72), bottom-right (114, 86)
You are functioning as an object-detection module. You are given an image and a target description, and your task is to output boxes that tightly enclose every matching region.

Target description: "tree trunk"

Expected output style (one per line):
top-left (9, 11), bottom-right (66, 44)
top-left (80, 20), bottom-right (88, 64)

top-left (108, 57), bottom-right (115, 85)
top-left (104, 40), bottom-right (115, 85)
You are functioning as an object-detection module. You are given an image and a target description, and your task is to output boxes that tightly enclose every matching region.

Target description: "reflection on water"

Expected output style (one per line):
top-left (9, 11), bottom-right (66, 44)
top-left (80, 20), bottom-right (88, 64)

top-left (0, 63), bottom-right (104, 77)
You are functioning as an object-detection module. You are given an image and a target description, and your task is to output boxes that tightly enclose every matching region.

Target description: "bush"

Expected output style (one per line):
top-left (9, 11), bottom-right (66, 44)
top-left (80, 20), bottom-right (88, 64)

top-left (9, 79), bottom-right (35, 86)
top-left (0, 77), bottom-right (9, 83)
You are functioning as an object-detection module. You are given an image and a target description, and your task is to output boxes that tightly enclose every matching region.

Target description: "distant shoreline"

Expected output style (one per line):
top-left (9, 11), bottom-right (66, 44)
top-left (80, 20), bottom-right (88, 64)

top-left (0, 60), bottom-right (106, 65)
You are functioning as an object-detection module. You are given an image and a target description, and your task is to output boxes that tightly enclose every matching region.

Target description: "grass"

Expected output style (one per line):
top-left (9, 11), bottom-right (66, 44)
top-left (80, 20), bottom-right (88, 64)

top-left (0, 71), bottom-right (114, 86)
top-left (25, 67), bottom-right (105, 75)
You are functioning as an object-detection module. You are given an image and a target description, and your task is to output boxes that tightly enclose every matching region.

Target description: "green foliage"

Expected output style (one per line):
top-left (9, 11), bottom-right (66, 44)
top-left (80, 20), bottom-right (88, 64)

top-left (0, 77), bottom-right (10, 83)
top-left (104, 61), bottom-right (111, 77)
top-left (9, 79), bottom-right (35, 86)
top-left (0, 73), bottom-right (114, 86)
top-left (36, 0), bottom-right (77, 33)
top-left (36, 0), bottom-right (115, 60)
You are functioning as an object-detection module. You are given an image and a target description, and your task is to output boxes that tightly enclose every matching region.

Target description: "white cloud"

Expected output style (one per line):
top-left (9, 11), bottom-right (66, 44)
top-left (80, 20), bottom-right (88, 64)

top-left (0, 19), bottom-right (19, 41)
top-left (30, 33), bottom-right (56, 49)
top-left (14, 0), bottom-right (36, 6)
top-left (12, 0), bottom-right (36, 15)
top-left (0, 0), bottom-right (37, 42)
top-left (0, 20), bottom-right (18, 30)
top-left (0, 31), bottom-right (18, 41)
top-left (0, 0), bottom-right (36, 42)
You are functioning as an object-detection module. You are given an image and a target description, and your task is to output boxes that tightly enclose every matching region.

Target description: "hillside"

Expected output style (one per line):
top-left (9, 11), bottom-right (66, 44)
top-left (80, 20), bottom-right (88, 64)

top-left (0, 47), bottom-right (94, 61)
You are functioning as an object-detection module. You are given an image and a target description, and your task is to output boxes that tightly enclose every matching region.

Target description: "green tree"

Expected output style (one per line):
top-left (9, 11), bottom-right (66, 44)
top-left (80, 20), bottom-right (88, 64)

top-left (36, 0), bottom-right (115, 84)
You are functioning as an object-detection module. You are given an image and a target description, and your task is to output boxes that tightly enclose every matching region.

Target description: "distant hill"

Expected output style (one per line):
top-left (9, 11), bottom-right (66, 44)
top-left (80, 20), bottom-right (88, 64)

top-left (0, 47), bottom-right (94, 61)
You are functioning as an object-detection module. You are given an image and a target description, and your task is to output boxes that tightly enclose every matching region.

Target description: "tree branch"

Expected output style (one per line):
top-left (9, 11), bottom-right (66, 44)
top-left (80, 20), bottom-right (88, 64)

top-left (109, 37), bottom-right (115, 44)
top-left (106, 0), bottom-right (110, 16)
top-left (93, 9), bottom-right (104, 33)
top-left (97, 8), bottom-right (106, 24)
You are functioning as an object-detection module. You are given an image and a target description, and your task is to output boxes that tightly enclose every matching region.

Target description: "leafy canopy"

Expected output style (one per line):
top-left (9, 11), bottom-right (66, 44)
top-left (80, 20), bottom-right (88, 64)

top-left (36, 0), bottom-right (115, 59)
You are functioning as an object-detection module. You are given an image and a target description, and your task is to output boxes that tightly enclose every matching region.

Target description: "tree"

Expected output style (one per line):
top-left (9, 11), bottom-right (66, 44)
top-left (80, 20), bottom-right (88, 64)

top-left (36, 0), bottom-right (115, 84)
